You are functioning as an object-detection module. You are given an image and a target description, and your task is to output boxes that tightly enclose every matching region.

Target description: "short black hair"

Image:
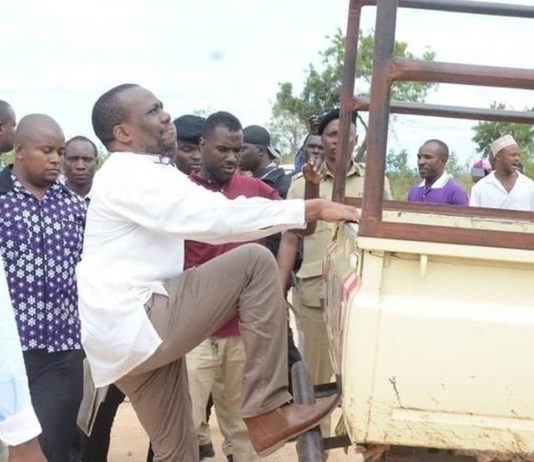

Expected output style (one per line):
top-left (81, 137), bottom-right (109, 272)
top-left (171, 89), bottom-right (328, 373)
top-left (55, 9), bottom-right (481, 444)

top-left (202, 111), bottom-right (242, 139)
top-left (92, 84), bottom-right (139, 148)
top-left (0, 100), bottom-right (13, 124)
top-left (66, 135), bottom-right (98, 158)
top-left (422, 139), bottom-right (449, 161)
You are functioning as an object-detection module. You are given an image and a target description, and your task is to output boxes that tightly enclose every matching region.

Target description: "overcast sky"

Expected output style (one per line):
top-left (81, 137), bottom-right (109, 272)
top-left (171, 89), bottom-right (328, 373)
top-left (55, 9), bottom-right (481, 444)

top-left (2, 0), bottom-right (533, 166)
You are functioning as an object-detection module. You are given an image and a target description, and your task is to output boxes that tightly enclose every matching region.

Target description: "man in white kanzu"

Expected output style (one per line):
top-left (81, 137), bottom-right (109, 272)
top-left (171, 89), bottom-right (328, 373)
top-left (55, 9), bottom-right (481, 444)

top-left (77, 84), bottom-right (359, 461)
top-left (470, 134), bottom-right (534, 210)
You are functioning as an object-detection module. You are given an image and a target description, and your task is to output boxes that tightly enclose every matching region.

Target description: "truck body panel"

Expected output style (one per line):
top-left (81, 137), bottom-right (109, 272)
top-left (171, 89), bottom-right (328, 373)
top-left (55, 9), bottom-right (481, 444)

top-left (324, 216), bottom-right (534, 454)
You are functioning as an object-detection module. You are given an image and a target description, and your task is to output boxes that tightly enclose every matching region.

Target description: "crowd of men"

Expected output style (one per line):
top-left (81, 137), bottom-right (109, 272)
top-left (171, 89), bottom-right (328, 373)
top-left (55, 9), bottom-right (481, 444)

top-left (0, 87), bottom-right (533, 462)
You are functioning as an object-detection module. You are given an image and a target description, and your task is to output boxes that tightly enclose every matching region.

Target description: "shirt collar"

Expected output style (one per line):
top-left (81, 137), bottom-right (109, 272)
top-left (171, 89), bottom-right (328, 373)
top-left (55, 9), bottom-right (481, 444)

top-left (189, 171), bottom-right (233, 191)
top-left (11, 173), bottom-right (66, 198)
top-left (325, 162), bottom-right (363, 179)
top-left (485, 170), bottom-right (528, 189)
top-left (258, 163), bottom-right (278, 179)
top-left (109, 151), bottom-right (174, 165)
top-left (418, 171), bottom-right (450, 189)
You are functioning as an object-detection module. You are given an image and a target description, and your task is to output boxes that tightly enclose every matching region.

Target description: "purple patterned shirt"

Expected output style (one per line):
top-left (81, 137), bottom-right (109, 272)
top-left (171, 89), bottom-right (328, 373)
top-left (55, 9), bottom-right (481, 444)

top-left (0, 168), bottom-right (85, 352)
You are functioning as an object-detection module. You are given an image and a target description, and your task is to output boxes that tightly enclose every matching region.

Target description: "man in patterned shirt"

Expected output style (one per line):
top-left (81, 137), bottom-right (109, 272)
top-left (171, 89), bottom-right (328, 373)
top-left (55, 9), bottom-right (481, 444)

top-left (0, 114), bottom-right (86, 462)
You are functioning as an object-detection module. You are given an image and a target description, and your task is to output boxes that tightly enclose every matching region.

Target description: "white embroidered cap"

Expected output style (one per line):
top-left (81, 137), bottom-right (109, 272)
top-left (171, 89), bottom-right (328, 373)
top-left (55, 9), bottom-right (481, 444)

top-left (490, 134), bottom-right (518, 156)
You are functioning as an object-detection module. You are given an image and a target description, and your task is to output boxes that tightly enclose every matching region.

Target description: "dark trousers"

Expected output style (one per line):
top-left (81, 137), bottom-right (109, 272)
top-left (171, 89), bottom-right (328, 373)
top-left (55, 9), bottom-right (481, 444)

top-left (81, 384), bottom-right (125, 462)
top-left (24, 349), bottom-right (84, 462)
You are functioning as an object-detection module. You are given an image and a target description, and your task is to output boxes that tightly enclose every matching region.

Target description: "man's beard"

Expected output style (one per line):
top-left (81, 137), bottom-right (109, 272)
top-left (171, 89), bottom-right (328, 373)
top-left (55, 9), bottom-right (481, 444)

top-left (157, 138), bottom-right (177, 158)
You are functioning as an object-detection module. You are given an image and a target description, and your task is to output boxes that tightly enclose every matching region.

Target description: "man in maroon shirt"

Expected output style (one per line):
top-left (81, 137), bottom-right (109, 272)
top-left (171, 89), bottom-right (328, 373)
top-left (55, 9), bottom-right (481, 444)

top-left (185, 111), bottom-right (280, 462)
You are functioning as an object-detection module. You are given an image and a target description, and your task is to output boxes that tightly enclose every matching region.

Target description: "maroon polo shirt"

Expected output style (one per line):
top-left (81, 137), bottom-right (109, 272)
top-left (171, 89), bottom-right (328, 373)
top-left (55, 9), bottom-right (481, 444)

top-left (184, 171), bottom-right (281, 337)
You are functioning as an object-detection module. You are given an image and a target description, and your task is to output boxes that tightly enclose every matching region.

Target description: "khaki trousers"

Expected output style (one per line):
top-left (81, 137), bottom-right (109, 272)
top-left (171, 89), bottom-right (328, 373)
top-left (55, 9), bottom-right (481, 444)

top-left (186, 336), bottom-right (260, 462)
top-left (116, 244), bottom-right (290, 462)
top-left (299, 302), bottom-right (334, 436)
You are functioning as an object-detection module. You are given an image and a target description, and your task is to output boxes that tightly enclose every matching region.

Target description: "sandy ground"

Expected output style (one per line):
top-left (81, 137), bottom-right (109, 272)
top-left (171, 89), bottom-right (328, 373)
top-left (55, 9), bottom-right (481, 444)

top-left (108, 403), bottom-right (359, 461)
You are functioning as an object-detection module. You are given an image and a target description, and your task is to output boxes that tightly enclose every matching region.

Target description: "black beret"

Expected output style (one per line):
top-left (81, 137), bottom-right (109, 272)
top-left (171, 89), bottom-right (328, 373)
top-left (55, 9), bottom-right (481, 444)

top-left (317, 109), bottom-right (358, 135)
top-left (173, 115), bottom-right (206, 142)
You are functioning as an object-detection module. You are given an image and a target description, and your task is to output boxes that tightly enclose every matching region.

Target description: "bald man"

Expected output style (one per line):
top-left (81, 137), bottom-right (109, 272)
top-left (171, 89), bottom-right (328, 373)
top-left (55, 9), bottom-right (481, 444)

top-left (0, 101), bottom-right (16, 154)
top-left (0, 115), bottom-right (86, 462)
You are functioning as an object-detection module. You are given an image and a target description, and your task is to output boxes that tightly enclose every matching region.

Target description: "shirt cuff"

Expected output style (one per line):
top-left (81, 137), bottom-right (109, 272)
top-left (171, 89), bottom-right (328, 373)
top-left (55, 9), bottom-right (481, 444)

top-left (0, 407), bottom-right (41, 446)
top-left (285, 199), bottom-right (306, 228)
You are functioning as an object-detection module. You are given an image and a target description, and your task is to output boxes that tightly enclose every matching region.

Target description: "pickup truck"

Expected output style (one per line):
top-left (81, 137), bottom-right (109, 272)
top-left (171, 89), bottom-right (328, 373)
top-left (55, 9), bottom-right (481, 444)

top-left (298, 1), bottom-right (534, 461)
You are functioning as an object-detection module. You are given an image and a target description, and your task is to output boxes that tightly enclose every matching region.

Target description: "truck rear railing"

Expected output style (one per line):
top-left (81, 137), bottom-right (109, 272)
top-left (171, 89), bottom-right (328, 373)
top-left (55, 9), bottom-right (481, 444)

top-left (334, 0), bottom-right (534, 250)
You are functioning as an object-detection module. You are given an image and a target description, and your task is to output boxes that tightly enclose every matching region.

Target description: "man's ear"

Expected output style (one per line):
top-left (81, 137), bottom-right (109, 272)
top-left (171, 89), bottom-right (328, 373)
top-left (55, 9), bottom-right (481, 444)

top-left (112, 123), bottom-right (131, 145)
top-left (14, 143), bottom-right (24, 161)
top-left (199, 136), bottom-right (206, 153)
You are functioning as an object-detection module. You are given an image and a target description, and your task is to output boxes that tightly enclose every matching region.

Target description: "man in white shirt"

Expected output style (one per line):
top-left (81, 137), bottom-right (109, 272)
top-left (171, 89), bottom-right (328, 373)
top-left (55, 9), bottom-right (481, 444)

top-left (470, 134), bottom-right (534, 210)
top-left (77, 84), bottom-right (358, 461)
top-left (0, 260), bottom-right (46, 462)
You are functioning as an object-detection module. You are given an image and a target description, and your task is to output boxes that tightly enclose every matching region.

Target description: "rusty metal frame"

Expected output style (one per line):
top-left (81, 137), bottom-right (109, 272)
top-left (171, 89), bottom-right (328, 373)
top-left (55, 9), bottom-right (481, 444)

top-left (334, 0), bottom-right (534, 251)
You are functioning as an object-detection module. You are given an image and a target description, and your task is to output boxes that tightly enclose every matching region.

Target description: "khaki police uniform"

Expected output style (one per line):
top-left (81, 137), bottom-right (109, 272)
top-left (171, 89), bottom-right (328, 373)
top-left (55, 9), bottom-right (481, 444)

top-left (288, 163), bottom-right (391, 397)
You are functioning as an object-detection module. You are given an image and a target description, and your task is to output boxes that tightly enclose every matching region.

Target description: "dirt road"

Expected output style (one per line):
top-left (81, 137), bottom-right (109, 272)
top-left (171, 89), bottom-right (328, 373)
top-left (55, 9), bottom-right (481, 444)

top-left (108, 403), bottom-right (359, 461)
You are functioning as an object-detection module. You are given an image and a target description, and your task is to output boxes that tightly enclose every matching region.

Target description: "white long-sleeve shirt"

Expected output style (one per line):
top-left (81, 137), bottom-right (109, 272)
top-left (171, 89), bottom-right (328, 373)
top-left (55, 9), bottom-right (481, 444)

top-left (470, 171), bottom-right (534, 210)
top-left (77, 153), bottom-right (306, 386)
top-left (0, 261), bottom-right (41, 446)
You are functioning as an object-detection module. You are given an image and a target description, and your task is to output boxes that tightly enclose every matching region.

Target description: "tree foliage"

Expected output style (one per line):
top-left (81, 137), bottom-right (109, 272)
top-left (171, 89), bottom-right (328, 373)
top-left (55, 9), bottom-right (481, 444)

top-left (471, 102), bottom-right (534, 177)
top-left (268, 109), bottom-right (306, 163)
top-left (386, 149), bottom-right (418, 200)
top-left (269, 28), bottom-right (437, 157)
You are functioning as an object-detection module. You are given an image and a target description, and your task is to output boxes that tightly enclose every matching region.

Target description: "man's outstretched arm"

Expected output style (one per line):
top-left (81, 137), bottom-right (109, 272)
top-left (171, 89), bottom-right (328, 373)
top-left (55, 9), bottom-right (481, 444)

top-left (304, 198), bottom-right (359, 224)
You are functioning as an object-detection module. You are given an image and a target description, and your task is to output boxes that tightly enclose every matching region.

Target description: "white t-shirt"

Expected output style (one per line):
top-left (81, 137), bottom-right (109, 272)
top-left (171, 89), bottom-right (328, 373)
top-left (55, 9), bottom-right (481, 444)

top-left (469, 171), bottom-right (534, 211)
top-left (0, 261), bottom-right (41, 446)
top-left (77, 152), bottom-right (306, 387)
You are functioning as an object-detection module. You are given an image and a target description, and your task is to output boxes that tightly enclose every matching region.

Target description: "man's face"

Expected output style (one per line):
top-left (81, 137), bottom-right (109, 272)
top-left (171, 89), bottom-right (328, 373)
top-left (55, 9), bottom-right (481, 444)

top-left (0, 107), bottom-right (16, 154)
top-left (201, 126), bottom-right (242, 184)
top-left (174, 140), bottom-right (202, 175)
top-left (64, 140), bottom-right (97, 188)
top-left (116, 87), bottom-right (176, 156)
top-left (238, 143), bottom-right (262, 172)
top-left (417, 143), bottom-right (446, 180)
top-left (304, 134), bottom-right (323, 163)
top-left (496, 145), bottom-right (520, 175)
top-left (321, 119), bottom-right (357, 167)
top-left (16, 123), bottom-right (65, 187)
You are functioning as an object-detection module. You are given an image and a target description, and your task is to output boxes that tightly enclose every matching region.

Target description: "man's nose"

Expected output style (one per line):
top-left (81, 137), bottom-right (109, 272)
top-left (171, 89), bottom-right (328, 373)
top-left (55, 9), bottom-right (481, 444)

top-left (161, 110), bottom-right (171, 124)
top-left (50, 151), bottom-right (62, 164)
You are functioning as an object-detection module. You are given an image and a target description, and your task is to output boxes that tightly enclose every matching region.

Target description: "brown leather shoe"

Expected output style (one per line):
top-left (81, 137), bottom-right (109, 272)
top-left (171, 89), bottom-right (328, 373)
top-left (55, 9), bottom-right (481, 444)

top-left (244, 394), bottom-right (340, 456)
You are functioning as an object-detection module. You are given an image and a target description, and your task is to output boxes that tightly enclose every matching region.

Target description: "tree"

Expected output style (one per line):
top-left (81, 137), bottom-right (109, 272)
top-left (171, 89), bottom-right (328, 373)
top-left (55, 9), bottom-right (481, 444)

top-left (385, 149), bottom-right (418, 200)
top-left (471, 102), bottom-right (534, 177)
top-left (268, 108), bottom-right (306, 163)
top-left (270, 29), bottom-right (437, 157)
